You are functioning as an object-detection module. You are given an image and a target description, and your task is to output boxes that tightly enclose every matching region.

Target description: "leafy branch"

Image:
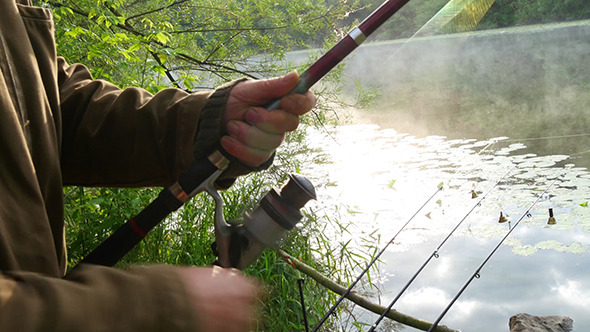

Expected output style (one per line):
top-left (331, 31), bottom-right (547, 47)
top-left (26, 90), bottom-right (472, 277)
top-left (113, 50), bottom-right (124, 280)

top-left (46, 0), bottom-right (265, 87)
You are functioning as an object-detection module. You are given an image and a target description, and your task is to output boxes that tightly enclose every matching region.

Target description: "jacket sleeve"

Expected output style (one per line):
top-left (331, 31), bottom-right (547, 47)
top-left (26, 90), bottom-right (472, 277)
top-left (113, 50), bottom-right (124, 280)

top-left (58, 57), bottom-right (217, 187)
top-left (0, 264), bottom-right (198, 332)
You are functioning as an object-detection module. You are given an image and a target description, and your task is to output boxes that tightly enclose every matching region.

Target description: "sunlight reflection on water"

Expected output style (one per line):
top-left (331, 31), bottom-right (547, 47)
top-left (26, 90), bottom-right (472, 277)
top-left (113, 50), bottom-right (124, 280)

top-left (300, 124), bottom-right (590, 331)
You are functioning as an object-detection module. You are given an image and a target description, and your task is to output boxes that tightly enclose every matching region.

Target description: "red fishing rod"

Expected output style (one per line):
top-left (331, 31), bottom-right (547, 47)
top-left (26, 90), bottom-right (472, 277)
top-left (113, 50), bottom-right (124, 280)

top-left (80, 0), bottom-right (412, 270)
top-left (267, 0), bottom-right (412, 110)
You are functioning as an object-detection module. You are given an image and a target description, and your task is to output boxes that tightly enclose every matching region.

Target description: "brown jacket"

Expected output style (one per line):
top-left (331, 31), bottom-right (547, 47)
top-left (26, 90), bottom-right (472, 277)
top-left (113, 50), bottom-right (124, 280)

top-left (0, 0), bottom-right (243, 330)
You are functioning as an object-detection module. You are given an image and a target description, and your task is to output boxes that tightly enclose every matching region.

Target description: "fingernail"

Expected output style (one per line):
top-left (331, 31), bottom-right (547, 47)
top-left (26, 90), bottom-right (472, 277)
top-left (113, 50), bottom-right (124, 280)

top-left (281, 70), bottom-right (298, 84)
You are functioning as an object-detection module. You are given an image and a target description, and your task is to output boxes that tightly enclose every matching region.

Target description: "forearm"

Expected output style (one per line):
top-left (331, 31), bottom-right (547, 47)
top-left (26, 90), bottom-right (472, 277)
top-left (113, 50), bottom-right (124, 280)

top-left (58, 57), bottom-right (280, 190)
top-left (58, 58), bottom-right (211, 187)
top-left (0, 264), bottom-right (198, 332)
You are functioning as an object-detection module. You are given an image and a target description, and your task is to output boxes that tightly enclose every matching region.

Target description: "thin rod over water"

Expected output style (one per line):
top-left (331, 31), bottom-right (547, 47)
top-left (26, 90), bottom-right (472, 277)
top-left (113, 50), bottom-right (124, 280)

top-left (311, 184), bottom-right (443, 332)
top-left (313, 140), bottom-right (500, 330)
top-left (367, 168), bottom-right (514, 332)
top-left (427, 172), bottom-right (565, 332)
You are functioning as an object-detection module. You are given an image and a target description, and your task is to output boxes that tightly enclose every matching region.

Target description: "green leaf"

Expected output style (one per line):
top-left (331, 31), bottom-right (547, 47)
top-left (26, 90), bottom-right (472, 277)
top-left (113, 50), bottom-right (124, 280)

top-left (61, 7), bottom-right (74, 16)
top-left (154, 32), bottom-right (170, 45)
top-left (128, 43), bottom-right (142, 53)
top-left (96, 14), bottom-right (106, 25)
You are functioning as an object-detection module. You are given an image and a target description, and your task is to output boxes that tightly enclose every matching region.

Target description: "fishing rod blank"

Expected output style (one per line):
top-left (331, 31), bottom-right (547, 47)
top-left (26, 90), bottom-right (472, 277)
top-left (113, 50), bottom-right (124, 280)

top-left (267, 0), bottom-right (412, 110)
top-left (311, 184), bottom-right (443, 332)
top-left (426, 173), bottom-right (564, 332)
top-left (367, 168), bottom-right (513, 332)
top-left (298, 277), bottom-right (310, 332)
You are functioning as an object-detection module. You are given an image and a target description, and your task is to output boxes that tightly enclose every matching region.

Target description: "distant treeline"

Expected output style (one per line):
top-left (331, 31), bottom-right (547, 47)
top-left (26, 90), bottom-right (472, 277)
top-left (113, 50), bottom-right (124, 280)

top-left (478, 0), bottom-right (590, 29)
top-left (343, 0), bottom-right (590, 40)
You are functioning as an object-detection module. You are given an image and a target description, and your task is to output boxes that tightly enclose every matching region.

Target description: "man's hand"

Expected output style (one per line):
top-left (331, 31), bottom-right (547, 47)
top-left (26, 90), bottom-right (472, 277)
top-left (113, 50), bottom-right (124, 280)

top-left (178, 266), bottom-right (260, 332)
top-left (221, 71), bottom-right (316, 167)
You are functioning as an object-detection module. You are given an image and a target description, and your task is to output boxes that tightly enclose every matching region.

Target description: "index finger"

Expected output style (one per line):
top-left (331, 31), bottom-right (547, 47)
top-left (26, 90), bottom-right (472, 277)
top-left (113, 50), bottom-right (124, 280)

top-left (278, 90), bottom-right (317, 116)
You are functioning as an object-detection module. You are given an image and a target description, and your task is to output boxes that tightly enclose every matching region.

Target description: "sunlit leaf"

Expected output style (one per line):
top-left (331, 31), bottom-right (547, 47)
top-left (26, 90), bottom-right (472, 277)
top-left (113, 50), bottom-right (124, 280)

top-left (387, 179), bottom-right (396, 189)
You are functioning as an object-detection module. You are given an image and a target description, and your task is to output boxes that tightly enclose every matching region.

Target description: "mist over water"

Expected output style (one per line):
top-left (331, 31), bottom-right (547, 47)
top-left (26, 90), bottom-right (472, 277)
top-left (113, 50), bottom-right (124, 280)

top-left (342, 20), bottom-right (590, 169)
top-left (298, 20), bottom-right (590, 331)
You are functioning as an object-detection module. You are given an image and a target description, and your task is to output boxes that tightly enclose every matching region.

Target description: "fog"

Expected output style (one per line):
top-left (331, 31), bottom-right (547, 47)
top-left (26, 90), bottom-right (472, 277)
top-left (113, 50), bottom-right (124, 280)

top-left (341, 19), bottom-right (590, 169)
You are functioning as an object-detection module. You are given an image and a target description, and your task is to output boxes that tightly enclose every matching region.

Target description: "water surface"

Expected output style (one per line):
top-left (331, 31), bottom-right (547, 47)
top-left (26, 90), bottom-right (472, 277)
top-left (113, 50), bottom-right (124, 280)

top-left (295, 21), bottom-right (589, 331)
top-left (301, 123), bottom-right (590, 331)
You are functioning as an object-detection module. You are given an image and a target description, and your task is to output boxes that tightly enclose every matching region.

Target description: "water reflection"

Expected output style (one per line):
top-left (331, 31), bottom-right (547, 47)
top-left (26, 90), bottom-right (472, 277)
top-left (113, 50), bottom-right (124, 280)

top-left (300, 124), bottom-right (590, 331)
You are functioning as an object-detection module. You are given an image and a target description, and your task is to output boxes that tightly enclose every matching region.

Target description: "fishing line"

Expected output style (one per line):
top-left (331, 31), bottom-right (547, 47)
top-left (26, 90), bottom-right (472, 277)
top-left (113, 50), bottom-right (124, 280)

top-left (367, 166), bottom-right (514, 332)
top-left (569, 149), bottom-right (590, 157)
top-left (426, 169), bottom-right (567, 332)
top-left (496, 133), bottom-right (590, 143)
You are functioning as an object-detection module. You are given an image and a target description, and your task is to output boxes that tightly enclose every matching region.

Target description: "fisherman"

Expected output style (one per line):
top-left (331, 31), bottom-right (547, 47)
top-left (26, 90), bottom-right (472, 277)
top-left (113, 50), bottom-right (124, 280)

top-left (0, 0), bottom-right (316, 331)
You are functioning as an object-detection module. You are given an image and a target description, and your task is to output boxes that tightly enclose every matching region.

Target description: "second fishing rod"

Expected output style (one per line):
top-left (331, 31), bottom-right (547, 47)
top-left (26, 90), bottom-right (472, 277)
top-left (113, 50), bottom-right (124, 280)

top-left (426, 169), bottom-right (566, 332)
top-left (312, 139), bottom-right (503, 331)
top-left (312, 181), bottom-right (444, 332)
top-left (367, 167), bottom-right (514, 332)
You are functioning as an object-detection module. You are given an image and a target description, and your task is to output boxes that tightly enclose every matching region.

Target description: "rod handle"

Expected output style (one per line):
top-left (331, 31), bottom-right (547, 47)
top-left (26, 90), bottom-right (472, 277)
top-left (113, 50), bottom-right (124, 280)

top-left (77, 152), bottom-right (222, 267)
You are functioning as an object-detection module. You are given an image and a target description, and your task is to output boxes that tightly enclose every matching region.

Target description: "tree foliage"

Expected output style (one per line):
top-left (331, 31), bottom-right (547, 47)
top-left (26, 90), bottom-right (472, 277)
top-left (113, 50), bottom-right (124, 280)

top-left (38, 0), bottom-right (359, 92)
top-left (478, 0), bottom-right (590, 29)
top-left (339, 0), bottom-right (590, 41)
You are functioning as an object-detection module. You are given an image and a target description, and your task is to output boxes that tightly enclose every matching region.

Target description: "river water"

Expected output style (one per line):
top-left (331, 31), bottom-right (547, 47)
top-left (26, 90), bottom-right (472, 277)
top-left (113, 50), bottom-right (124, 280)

top-left (294, 21), bottom-right (590, 331)
top-left (302, 124), bottom-right (590, 331)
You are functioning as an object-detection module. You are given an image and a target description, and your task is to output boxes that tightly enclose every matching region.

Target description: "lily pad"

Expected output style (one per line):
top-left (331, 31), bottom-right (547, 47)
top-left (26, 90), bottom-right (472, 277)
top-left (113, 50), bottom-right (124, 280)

top-left (513, 245), bottom-right (537, 256)
top-left (535, 240), bottom-right (564, 250)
